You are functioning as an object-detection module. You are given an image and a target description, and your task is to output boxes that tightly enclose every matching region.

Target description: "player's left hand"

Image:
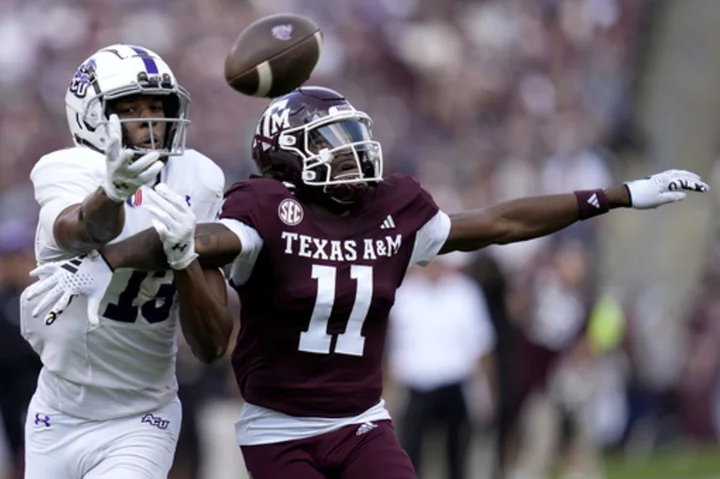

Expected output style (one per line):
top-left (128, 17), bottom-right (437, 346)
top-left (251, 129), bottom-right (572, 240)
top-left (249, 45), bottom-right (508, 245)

top-left (625, 169), bottom-right (709, 209)
top-left (144, 183), bottom-right (198, 270)
top-left (25, 251), bottom-right (112, 326)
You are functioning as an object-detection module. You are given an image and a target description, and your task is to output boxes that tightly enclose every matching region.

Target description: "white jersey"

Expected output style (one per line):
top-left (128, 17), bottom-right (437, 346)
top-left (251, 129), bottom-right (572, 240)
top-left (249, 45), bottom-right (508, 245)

top-left (23, 146), bottom-right (224, 420)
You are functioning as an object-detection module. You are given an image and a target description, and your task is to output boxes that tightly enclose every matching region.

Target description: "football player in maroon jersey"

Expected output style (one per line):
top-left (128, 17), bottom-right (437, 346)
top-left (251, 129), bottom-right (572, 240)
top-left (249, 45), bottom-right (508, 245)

top-left (28, 87), bottom-right (708, 479)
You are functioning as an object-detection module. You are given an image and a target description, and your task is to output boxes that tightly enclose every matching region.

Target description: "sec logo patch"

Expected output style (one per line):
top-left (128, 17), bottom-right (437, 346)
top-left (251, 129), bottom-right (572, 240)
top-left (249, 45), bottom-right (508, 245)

top-left (278, 198), bottom-right (304, 226)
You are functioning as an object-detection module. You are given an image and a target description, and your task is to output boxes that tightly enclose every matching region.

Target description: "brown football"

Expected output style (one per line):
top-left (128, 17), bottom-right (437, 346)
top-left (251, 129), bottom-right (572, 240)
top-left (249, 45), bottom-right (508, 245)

top-left (224, 13), bottom-right (323, 98)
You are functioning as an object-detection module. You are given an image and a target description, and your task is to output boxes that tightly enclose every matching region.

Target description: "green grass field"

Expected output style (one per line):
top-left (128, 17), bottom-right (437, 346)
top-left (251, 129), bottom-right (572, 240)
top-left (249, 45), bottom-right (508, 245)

top-left (603, 446), bottom-right (720, 479)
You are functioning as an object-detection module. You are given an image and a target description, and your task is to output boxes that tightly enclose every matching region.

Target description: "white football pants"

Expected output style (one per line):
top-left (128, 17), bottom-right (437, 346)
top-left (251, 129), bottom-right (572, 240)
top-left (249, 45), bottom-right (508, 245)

top-left (24, 393), bottom-right (181, 478)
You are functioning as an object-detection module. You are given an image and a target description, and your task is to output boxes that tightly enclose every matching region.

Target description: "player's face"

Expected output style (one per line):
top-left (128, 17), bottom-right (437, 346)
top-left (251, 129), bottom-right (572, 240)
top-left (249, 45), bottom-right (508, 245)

top-left (110, 95), bottom-right (167, 150)
top-left (329, 151), bottom-right (361, 180)
top-left (307, 120), bottom-right (372, 181)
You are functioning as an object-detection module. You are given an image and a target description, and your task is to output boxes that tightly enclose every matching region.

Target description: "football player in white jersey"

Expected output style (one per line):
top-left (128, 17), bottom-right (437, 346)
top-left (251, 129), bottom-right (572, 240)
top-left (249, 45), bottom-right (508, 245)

top-left (19, 44), bottom-right (232, 479)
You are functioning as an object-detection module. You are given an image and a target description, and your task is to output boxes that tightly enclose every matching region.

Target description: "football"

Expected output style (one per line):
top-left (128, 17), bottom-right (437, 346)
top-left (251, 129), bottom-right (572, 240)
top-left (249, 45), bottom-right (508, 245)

top-left (224, 13), bottom-right (323, 98)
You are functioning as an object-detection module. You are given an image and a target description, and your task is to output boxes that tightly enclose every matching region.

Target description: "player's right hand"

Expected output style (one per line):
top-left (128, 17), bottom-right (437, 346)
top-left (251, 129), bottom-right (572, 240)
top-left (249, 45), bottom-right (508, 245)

top-left (101, 114), bottom-right (164, 203)
top-left (625, 169), bottom-right (709, 209)
top-left (144, 183), bottom-right (199, 270)
top-left (25, 251), bottom-right (112, 326)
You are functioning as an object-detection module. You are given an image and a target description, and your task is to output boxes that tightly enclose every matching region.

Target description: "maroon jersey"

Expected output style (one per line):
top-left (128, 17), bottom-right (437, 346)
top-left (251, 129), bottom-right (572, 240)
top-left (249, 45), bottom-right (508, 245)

top-left (220, 173), bottom-right (441, 417)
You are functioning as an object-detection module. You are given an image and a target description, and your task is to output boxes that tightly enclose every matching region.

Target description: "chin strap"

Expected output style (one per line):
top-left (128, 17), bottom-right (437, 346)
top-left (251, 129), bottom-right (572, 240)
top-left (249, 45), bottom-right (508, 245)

top-left (324, 181), bottom-right (369, 205)
top-left (73, 136), bottom-right (105, 154)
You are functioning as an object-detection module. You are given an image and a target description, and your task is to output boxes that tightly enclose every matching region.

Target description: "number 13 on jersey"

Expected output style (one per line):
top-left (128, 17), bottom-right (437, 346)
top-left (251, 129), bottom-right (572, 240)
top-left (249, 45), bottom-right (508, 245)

top-left (299, 265), bottom-right (373, 357)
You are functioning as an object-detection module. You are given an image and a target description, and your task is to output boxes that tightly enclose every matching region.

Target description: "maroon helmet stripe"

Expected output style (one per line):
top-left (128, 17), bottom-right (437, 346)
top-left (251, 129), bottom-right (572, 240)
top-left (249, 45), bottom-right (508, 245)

top-left (255, 133), bottom-right (274, 144)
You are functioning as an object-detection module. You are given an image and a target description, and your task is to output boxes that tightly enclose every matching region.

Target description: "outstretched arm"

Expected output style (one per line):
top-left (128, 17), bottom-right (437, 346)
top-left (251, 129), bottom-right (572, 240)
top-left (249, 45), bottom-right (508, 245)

top-left (97, 202), bottom-right (241, 363)
top-left (53, 115), bottom-right (163, 254)
top-left (441, 169), bottom-right (707, 254)
top-left (100, 223), bottom-right (241, 271)
top-left (138, 185), bottom-right (238, 363)
top-left (174, 264), bottom-right (232, 363)
top-left (54, 188), bottom-right (127, 253)
top-left (27, 190), bottom-right (240, 363)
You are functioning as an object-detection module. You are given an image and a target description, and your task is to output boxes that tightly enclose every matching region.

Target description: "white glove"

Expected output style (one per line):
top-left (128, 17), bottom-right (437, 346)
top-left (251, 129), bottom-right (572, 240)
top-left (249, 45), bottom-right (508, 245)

top-left (625, 169), bottom-right (709, 209)
top-left (102, 114), bottom-right (164, 202)
top-left (25, 252), bottom-right (113, 326)
top-left (144, 183), bottom-right (198, 270)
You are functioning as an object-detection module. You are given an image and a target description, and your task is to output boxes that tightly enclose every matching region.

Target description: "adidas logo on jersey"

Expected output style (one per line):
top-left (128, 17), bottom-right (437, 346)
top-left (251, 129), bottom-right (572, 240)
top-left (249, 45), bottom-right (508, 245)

top-left (587, 193), bottom-right (600, 208)
top-left (380, 215), bottom-right (395, 229)
top-left (356, 421), bottom-right (378, 436)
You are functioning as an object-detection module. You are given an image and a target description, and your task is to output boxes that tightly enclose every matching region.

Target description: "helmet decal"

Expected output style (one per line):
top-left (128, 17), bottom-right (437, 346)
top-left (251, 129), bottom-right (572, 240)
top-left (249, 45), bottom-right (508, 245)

top-left (130, 46), bottom-right (159, 74)
top-left (256, 98), bottom-right (291, 151)
top-left (69, 59), bottom-right (97, 99)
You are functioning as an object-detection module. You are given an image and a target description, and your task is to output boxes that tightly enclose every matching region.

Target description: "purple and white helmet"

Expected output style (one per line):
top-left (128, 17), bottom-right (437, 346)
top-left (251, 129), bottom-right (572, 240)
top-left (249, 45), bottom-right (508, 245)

top-left (65, 44), bottom-right (190, 156)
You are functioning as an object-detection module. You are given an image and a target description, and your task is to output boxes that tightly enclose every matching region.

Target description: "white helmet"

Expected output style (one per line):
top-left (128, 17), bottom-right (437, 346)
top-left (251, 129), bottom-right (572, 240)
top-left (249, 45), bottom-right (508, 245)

top-left (65, 44), bottom-right (190, 156)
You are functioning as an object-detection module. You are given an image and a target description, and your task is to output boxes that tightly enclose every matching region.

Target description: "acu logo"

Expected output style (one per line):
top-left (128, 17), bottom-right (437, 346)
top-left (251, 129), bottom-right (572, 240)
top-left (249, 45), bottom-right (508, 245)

top-left (278, 198), bottom-right (304, 226)
top-left (69, 58), bottom-right (97, 98)
top-left (141, 413), bottom-right (169, 430)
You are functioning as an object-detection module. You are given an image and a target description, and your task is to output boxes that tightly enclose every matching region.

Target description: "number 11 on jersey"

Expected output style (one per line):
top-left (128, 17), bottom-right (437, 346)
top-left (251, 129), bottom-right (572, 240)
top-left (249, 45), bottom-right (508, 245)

top-left (298, 264), bottom-right (373, 357)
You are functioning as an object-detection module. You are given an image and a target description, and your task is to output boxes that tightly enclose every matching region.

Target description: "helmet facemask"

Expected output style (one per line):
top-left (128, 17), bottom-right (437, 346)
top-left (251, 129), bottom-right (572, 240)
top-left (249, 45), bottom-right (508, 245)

top-left (84, 72), bottom-right (190, 157)
top-left (278, 110), bottom-right (383, 204)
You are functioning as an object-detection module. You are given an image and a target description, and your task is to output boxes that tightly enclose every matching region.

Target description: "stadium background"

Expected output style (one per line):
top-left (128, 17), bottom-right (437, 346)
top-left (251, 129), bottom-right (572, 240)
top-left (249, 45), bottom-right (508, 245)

top-left (2, 0), bottom-right (720, 478)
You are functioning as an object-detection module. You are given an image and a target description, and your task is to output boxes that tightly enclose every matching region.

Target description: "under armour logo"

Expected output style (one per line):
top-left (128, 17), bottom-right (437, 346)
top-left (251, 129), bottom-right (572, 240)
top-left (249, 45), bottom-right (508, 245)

top-left (171, 243), bottom-right (188, 252)
top-left (141, 413), bottom-right (170, 430)
top-left (34, 413), bottom-right (51, 427)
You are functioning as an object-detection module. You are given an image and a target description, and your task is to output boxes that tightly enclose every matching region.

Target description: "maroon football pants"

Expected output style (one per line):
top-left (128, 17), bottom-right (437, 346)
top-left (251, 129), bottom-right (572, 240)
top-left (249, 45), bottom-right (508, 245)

top-left (240, 420), bottom-right (417, 479)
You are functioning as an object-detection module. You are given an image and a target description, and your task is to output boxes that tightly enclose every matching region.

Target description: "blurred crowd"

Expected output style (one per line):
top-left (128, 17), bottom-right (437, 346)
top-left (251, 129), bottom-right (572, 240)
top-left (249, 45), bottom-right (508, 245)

top-left (2, 0), bottom-right (720, 478)
top-left (0, 0), bottom-right (646, 216)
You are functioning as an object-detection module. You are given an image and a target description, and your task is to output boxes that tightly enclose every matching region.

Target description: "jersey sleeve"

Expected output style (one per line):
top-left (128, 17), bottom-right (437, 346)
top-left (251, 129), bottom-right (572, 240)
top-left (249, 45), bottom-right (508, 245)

top-left (218, 218), bottom-right (264, 286)
top-left (405, 179), bottom-right (453, 269)
top-left (409, 211), bottom-right (451, 267)
top-left (219, 182), bottom-right (262, 230)
top-left (31, 150), bottom-right (105, 260)
top-left (383, 175), bottom-right (451, 267)
top-left (379, 174), bottom-right (450, 268)
top-left (185, 151), bottom-right (226, 222)
top-left (218, 182), bottom-right (265, 286)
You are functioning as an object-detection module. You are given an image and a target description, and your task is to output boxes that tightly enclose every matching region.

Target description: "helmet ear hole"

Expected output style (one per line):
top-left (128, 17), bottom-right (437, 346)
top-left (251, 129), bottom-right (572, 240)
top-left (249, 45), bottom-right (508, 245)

top-left (279, 135), bottom-right (296, 147)
top-left (162, 95), bottom-right (180, 119)
top-left (81, 115), bottom-right (97, 133)
top-left (162, 95), bottom-right (181, 150)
